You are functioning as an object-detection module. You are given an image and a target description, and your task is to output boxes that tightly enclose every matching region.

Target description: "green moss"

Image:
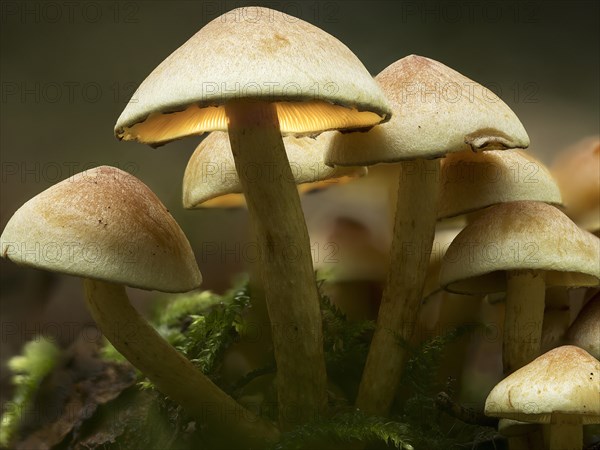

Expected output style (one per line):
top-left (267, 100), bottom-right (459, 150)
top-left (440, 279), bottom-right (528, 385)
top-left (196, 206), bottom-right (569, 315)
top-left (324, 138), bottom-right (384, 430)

top-left (95, 276), bottom-right (500, 449)
top-left (0, 338), bottom-right (60, 447)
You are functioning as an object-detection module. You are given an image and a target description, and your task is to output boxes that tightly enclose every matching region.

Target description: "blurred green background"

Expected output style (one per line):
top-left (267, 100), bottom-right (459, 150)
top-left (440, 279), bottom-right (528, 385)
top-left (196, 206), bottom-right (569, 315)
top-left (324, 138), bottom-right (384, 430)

top-left (1, 0), bottom-right (599, 400)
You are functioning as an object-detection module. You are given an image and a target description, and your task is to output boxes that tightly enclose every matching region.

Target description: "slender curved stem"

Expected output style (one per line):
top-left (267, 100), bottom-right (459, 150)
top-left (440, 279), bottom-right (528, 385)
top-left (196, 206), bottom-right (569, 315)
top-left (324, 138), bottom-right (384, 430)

top-left (503, 270), bottom-right (545, 374)
top-left (356, 158), bottom-right (440, 415)
top-left (225, 100), bottom-right (327, 429)
top-left (83, 279), bottom-right (279, 447)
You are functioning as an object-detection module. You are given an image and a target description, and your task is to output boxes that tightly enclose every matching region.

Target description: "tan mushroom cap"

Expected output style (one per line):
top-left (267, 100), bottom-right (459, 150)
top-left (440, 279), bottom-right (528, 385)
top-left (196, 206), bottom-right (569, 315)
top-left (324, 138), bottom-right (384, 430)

top-left (551, 136), bottom-right (600, 232)
top-left (440, 201), bottom-right (600, 294)
top-left (439, 149), bottom-right (562, 219)
top-left (423, 227), bottom-right (463, 299)
top-left (115, 6), bottom-right (390, 146)
top-left (0, 166), bottom-right (201, 293)
top-left (183, 131), bottom-right (366, 208)
top-left (326, 55), bottom-right (529, 166)
top-left (567, 294), bottom-right (600, 359)
top-left (485, 346), bottom-right (600, 424)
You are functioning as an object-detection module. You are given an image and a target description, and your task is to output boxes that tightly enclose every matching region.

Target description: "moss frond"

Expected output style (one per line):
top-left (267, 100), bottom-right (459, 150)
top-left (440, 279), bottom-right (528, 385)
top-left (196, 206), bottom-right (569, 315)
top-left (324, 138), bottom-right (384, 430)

top-left (0, 338), bottom-right (60, 447)
top-left (273, 410), bottom-right (414, 450)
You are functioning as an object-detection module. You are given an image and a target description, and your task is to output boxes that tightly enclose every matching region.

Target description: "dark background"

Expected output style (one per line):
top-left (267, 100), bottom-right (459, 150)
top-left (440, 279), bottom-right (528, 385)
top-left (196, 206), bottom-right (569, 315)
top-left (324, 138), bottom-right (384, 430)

top-left (1, 0), bottom-right (599, 399)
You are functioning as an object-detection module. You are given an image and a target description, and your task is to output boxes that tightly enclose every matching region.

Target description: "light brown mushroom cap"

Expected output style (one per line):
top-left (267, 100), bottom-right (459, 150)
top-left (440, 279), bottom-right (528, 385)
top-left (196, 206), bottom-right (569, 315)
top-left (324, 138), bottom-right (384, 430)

top-left (440, 201), bottom-right (600, 294)
top-left (0, 166), bottom-right (201, 293)
top-left (326, 55), bottom-right (530, 166)
top-left (439, 149), bottom-right (562, 219)
top-left (551, 136), bottom-right (600, 232)
top-left (485, 345), bottom-right (600, 424)
top-left (423, 227), bottom-right (463, 298)
top-left (115, 6), bottom-right (390, 145)
top-left (567, 293), bottom-right (600, 359)
top-left (183, 131), bottom-right (366, 208)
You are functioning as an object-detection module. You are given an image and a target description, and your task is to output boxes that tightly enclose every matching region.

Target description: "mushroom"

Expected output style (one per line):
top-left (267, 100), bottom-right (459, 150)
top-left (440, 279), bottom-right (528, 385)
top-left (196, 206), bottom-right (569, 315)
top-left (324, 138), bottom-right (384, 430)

top-left (0, 166), bottom-right (279, 446)
top-left (114, 6), bottom-right (391, 426)
top-left (551, 136), bottom-right (600, 234)
top-left (485, 345), bottom-right (600, 450)
top-left (182, 131), bottom-right (365, 209)
top-left (567, 292), bottom-right (600, 359)
top-left (325, 54), bottom-right (529, 415)
top-left (439, 149), bottom-right (562, 220)
top-left (440, 201), bottom-right (600, 374)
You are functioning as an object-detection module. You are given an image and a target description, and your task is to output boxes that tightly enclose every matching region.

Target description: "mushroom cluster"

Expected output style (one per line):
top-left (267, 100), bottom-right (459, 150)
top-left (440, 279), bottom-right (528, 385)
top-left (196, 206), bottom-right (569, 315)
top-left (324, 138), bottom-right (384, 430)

top-left (1, 5), bottom-right (599, 449)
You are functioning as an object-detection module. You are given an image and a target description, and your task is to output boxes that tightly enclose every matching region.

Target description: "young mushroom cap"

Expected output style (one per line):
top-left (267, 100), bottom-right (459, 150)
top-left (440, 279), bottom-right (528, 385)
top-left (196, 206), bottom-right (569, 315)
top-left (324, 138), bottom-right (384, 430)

top-left (567, 293), bottom-right (600, 359)
top-left (439, 150), bottom-right (562, 219)
top-left (484, 345), bottom-right (600, 424)
top-left (115, 6), bottom-right (390, 145)
top-left (0, 166), bottom-right (201, 292)
top-left (326, 54), bottom-right (530, 166)
top-left (183, 131), bottom-right (365, 208)
top-left (440, 201), bottom-right (600, 294)
top-left (551, 136), bottom-right (600, 233)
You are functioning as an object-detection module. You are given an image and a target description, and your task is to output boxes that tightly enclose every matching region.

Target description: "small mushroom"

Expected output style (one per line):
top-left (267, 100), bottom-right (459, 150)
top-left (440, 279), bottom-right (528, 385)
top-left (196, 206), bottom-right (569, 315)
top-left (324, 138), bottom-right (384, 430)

top-left (485, 345), bottom-right (600, 450)
top-left (325, 54), bottom-right (529, 415)
top-left (551, 136), bottom-right (600, 234)
top-left (567, 292), bottom-right (600, 359)
top-left (439, 149), bottom-right (562, 220)
top-left (0, 166), bottom-right (278, 446)
top-left (182, 131), bottom-right (365, 209)
top-left (440, 201), bottom-right (600, 374)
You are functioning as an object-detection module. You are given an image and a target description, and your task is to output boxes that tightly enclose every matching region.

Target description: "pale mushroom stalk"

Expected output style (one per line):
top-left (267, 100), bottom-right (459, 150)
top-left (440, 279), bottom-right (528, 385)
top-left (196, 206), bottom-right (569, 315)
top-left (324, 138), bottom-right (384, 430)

top-left (542, 419), bottom-right (582, 450)
top-left (357, 158), bottom-right (440, 414)
top-left (504, 270), bottom-right (546, 373)
top-left (84, 279), bottom-right (279, 446)
top-left (225, 100), bottom-right (327, 429)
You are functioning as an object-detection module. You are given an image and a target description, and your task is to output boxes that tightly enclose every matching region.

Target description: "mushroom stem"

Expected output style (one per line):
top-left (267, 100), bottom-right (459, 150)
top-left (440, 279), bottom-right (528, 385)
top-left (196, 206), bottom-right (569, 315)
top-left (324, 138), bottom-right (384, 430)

top-left (543, 422), bottom-right (582, 450)
top-left (83, 279), bottom-right (280, 446)
top-left (504, 270), bottom-right (546, 374)
top-left (225, 100), bottom-right (327, 429)
top-left (356, 158), bottom-right (440, 415)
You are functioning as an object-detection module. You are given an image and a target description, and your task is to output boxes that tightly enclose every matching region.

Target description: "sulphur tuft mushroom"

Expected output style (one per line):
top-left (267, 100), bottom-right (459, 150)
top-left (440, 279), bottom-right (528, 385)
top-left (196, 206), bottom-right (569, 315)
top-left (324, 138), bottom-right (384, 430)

top-left (182, 131), bottom-right (365, 209)
top-left (114, 6), bottom-right (391, 427)
top-left (566, 292), bottom-right (600, 359)
top-left (485, 345), bottom-right (600, 450)
top-left (325, 54), bottom-right (529, 416)
top-left (551, 136), bottom-right (600, 234)
top-left (440, 201), bottom-right (600, 374)
top-left (439, 149), bottom-right (562, 220)
top-left (0, 166), bottom-right (278, 446)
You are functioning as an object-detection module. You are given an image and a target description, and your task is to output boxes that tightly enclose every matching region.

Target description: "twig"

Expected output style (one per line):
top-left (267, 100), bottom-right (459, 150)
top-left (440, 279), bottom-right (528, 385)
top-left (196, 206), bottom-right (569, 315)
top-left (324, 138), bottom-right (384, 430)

top-left (435, 392), bottom-right (498, 427)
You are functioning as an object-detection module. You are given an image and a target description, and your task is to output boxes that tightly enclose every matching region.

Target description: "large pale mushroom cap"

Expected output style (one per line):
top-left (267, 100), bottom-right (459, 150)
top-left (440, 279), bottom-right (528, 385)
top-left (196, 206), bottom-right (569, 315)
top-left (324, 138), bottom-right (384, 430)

top-left (326, 55), bottom-right (530, 166)
top-left (484, 345), bottom-right (600, 424)
top-left (439, 149), bottom-right (562, 219)
top-left (440, 201), bottom-right (600, 294)
top-left (183, 131), bottom-right (365, 208)
top-left (0, 166), bottom-right (201, 292)
top-left (115, 6), bottom-right (390, 145)
top-left (551, 136), bottom-right (600, 232)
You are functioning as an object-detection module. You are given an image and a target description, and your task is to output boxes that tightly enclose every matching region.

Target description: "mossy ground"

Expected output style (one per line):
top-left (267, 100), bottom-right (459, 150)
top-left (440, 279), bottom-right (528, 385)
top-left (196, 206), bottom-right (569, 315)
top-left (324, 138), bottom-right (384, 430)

top-left (1, 276), bottom-right (503, 450)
